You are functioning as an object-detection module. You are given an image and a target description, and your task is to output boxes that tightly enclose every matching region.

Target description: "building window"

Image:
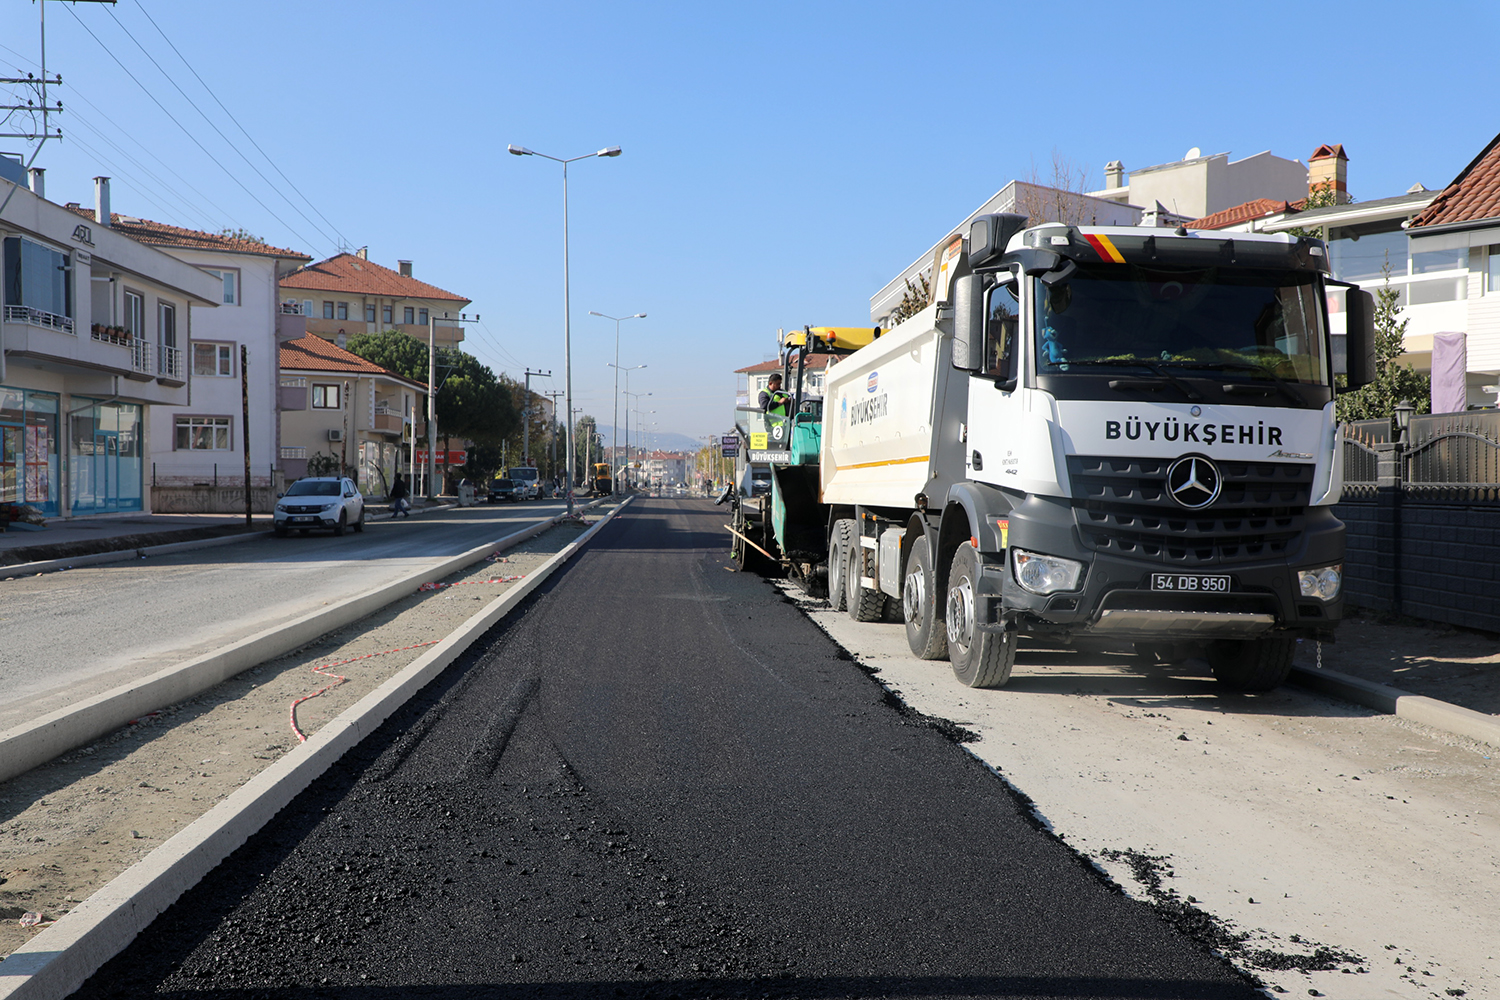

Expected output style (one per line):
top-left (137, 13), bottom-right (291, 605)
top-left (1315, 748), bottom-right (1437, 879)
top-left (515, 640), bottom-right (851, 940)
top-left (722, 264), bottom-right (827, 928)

top-left (302, 298), bottom-right (313, 317)
top-left (193, 342), bottom-right (234, 377)
top-left (1, 236), bottom-right (72, 320)
top-left (123, 290), bottom-right (144, 338)
top-left (323, 301), bottom-right (335, 319)
top-left (159, 302), bottom-right (177, 347)
top-left (1411, 247), bottom-right (1468, 274)
top-left (1488, 246), bottom-right (1500, 294)
top-left (174, 415), bottom-right (232, 451)
top-left (403, 306), bottom-right (415, 324)
top-left (203, 268), bottom-right (237, 305)
top-left (418, 307), bottom-right (428, 326)
top-left (312, 383), bottom-right (341, 409)
top-left (382, 305), bottom-right (393, 325)
top-left (366, 303), bottom-right (376, 323)
top-left (336, 301), bottom-right (348, 320)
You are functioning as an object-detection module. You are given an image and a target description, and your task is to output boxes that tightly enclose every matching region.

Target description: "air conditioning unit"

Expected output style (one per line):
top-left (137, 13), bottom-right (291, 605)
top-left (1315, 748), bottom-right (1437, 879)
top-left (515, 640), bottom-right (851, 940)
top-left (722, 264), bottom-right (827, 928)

top-left (327, 429), bottom-right (343, 442)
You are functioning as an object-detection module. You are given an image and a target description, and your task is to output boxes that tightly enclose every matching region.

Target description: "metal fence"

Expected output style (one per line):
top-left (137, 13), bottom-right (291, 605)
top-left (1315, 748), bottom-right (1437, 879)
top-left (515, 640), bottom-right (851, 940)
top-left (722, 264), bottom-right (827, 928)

top-left (1339, 411), bottom-right (1500, 502)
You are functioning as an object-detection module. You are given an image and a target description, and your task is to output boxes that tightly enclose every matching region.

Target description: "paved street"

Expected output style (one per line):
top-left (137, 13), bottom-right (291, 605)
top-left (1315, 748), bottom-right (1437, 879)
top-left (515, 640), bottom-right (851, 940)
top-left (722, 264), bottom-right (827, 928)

top-left (0, 501), bottom-right (569, 731)
top-left (70, 498), bottom-right (1259, 999)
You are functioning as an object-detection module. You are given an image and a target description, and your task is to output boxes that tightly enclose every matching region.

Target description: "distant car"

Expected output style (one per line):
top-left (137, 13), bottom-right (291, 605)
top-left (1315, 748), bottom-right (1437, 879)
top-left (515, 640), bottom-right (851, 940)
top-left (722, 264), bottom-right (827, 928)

top-left (748, 468), bottom-right (772, 497)
top-left (488, 478), bottom-right (521, 503)
top-left (274, 477), bottom-right (365, 536)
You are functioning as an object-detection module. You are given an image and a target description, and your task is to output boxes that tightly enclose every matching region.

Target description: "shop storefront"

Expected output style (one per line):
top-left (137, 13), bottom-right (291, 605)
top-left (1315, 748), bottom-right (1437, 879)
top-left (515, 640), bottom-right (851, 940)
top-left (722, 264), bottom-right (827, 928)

top-left (0, 387), bottom-right (60, 516)
top-left (68, 397), bottom-right (143, 513)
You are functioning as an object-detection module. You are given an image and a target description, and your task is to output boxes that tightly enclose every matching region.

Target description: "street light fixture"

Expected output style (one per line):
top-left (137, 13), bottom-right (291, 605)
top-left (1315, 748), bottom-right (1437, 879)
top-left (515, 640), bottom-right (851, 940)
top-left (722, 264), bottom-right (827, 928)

top-left (606, 360), bottom-right (647, 470)
top-left (623, 389), bottom-right (652, 491)
top-left (590, 311), bottom-right (646, 473)
top-left (508, 142), bottom-right (622, 514)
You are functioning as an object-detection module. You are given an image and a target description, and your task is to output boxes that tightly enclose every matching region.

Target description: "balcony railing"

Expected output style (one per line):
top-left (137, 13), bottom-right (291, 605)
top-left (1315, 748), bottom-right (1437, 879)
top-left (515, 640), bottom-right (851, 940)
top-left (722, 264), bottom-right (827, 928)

top-left (4, 304), bottom-right (74, 335)
top-left (159, 345), bottom-right (185, 379)
top-left (280, 302), bottom-right (304, 315)
top-left (131, 339), bottom-right (152, 375)
top-left (91, 324), bottom-right (131, 346)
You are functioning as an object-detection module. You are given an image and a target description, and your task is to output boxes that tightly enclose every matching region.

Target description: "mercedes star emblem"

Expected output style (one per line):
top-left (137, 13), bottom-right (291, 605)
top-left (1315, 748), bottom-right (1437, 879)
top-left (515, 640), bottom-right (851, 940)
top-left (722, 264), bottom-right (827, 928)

top-left (1166, 456), bottom-right (1222, 509)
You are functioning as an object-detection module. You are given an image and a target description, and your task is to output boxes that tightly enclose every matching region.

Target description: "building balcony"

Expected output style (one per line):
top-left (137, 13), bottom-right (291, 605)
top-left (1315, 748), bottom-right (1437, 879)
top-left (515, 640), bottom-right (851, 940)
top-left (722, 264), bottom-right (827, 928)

top-left (4, 303), bottom-right (74, 335)
top-left (158, 345), bottom-right (185, 385)
top-left (372, 411), bottom-right (404, 435)
top-left (276, 310), bottom-right (307, 342)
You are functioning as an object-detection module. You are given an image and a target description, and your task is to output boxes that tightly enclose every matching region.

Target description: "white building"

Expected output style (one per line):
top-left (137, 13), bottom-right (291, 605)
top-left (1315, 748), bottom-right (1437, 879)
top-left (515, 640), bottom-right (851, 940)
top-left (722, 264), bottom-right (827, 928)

top-left (1089, 147), bottom-right (1311, 223)
top-left (1, 166), bottom-right (220, 516)
top-left (65, 212), bottom-right (312, 511)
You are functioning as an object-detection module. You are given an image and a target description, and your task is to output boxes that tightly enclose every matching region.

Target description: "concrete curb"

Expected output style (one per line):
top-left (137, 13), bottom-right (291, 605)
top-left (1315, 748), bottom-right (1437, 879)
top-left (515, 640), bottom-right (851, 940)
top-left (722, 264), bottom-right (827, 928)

top-left (0, 500), bottom-right (607, 786)
top-left (1, 529), bottom-right (273, 577)
top-left (0, 497), bottom-right (629, 1000)
top-left (1289, 664), bottom-right (1500, 748)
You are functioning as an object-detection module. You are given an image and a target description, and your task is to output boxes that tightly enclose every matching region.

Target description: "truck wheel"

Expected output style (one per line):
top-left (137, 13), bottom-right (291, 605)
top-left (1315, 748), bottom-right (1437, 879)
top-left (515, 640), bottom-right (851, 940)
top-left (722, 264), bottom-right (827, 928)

top-left (847, 534), bottom-right (886, 622)
top-left (903, 536), bottom-right (947, 660)
top-left (1206, 637), bottom-right (1294, 692)
top-left (946, 542), bottom-right (1015, 688)
top-left (827, 519), bottom-right (853, 612)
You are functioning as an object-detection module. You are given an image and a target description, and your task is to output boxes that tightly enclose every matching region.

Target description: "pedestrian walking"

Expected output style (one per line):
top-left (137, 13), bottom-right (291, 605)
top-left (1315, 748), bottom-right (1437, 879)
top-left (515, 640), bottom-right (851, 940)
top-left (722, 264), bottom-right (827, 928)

top-left (390, 472), bottom-right (411, 518)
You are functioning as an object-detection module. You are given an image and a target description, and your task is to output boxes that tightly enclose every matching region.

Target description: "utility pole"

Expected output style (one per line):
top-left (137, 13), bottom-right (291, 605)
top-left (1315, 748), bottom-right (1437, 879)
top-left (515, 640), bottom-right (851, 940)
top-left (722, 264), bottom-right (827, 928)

top-left (241, 346), bottom-right (252, 525)
top-left (426, 311), bottom-right (479, 498)
top-left (522, 368), bottom-right (550, 466)
top-left (544, 390), bottom-right (564, 483)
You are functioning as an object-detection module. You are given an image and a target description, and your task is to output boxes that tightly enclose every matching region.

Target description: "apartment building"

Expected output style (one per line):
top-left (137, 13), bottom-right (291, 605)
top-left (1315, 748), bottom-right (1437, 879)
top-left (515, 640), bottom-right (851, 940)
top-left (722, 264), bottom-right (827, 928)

top-left (2, 167), bottom-right (220, 515)
top-left (278, 251), bottom-right (470, 349)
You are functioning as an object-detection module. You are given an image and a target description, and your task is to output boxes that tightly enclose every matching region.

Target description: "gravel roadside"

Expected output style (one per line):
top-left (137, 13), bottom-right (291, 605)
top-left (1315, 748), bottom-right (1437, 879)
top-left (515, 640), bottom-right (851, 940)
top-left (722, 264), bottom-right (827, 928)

top-left (0, 507), bottom-right (612, 960)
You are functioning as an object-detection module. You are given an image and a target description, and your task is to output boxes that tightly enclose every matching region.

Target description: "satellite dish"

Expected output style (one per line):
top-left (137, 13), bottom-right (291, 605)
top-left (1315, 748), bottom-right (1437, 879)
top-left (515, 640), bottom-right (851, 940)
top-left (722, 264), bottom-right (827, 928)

top-left (1184, 147), bottom-right (1202, 161)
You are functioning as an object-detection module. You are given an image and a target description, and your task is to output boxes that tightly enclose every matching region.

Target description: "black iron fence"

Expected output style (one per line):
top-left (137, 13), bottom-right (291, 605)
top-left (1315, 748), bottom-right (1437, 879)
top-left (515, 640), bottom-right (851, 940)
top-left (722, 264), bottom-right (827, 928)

top-left (1335, 412), bottom-right (1500, 630)
top-left (1341, 411), bottom-right (1500, 502)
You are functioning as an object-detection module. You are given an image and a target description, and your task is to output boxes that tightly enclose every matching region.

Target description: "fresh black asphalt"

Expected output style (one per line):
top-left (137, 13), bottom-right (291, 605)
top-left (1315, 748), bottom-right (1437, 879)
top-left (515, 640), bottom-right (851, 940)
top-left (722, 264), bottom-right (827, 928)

top-left (69, 499), bottom-right (1260, 999)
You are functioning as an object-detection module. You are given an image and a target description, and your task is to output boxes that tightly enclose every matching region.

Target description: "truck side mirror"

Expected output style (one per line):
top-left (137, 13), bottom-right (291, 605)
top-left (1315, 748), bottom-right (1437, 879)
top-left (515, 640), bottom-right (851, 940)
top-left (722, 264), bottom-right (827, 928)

top-left (1344, 289), bottom-right (1377, 390)
top-left (951, 272), bottom-right (982, 371)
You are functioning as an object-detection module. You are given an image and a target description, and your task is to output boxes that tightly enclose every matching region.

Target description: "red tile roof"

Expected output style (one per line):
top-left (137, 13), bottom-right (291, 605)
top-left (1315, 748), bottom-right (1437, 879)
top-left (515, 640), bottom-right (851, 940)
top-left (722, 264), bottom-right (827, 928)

top-left (1309, 143), bottom-right (1348, 162)
top-left (1410, 131), bottom-right (1500, 230)
top-left (279, 253), bottom-right (468, 303)
top-left (63, 206), bottom-right (309, 259)
top-left (736, 353), bottom-right (837, 375)
top-left (1187, 197), bottom-right (1306, 231)
top-left (279, 334), bottom-right (426, 388)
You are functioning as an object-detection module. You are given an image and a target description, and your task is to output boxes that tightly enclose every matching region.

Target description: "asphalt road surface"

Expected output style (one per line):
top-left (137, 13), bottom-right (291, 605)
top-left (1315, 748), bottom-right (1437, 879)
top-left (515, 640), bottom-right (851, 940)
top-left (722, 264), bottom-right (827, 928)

top-left (70, 499), bottom-right (1260, 999)
top-left (0, 500), bottom-right (568, 729)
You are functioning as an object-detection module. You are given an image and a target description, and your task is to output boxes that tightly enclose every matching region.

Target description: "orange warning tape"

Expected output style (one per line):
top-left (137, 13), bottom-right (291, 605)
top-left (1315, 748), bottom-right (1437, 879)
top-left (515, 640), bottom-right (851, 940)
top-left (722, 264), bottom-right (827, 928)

top-left (289, 640), bottom-right (440, 743)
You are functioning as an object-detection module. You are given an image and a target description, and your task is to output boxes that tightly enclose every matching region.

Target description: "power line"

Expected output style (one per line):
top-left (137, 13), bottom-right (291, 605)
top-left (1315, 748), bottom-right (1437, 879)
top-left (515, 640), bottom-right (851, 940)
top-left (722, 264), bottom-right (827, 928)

top-left (131, 0), bottom-right (351, 250)
top-left (104, 2), bottom-right (342, 251)
top-left (0, 38), bottom-right (243, 230)
top-left (63, 2), bottom-right (322, 253)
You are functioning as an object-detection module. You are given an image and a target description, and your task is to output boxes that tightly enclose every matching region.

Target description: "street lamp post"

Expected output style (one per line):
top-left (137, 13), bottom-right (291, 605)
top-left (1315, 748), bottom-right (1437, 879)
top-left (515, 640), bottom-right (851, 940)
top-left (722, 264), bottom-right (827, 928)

top-left (607, 362), bottom-right (646, 475)
top-left (590, 311), bottom-right (645, 472)
top-left (623, 389), bottom-right (651, 491)
top-left (508, 142), bottom-right (621, 514)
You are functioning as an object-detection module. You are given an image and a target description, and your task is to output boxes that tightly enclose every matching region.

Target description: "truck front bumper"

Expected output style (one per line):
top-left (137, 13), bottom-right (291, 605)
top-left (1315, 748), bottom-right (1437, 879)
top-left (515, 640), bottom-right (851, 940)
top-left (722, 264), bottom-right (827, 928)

top-left (970, 495), bottom-right (1344, 642)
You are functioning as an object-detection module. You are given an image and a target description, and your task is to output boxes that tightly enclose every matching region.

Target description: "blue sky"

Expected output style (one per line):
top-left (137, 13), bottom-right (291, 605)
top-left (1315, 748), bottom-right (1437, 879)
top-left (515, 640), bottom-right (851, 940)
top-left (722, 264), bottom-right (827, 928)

top-left (4, 0), bottom-right (1498, 446)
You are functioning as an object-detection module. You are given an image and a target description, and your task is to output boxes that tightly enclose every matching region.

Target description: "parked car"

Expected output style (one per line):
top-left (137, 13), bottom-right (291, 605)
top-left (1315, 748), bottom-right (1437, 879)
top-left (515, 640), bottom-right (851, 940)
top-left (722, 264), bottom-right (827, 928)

top-left (274, 477), bottom-right (365, 536)
top-left (488, 478), bottom-right (521, 503)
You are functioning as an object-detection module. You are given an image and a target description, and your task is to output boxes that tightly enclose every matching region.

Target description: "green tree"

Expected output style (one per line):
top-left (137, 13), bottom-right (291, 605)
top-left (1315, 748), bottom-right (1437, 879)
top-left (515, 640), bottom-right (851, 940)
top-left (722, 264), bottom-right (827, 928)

top-left (888, 273), bottom-right (931, 326)
top-left (218, 226), bottom-right (266, 245)
top-left (1287, 180), bottom-right (1345, 239)
top-left (345, 330), bottom-right (429, 383)
top-left (1334, 259), bottom-right (1431, 423)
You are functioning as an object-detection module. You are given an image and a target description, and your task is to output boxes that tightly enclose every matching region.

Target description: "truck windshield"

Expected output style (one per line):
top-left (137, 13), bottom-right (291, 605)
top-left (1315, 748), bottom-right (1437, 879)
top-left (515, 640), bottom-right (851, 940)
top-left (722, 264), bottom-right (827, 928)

top-left (1034, 264), bottom-right (1328, 385)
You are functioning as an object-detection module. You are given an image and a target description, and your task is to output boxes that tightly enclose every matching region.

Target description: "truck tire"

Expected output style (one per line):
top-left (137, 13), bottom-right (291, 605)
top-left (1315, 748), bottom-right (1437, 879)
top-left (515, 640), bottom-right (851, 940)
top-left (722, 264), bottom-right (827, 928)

top-left (903, 535), bottom-right (947, 660)
top-left (946, 542), bottom-right (1015, 688)
top-left (847, 534), bottom-right (886, 622)
top-left (1206, 637), bottom-right (1295, 692)
top-left (827, 519), bottom-right (853, 612)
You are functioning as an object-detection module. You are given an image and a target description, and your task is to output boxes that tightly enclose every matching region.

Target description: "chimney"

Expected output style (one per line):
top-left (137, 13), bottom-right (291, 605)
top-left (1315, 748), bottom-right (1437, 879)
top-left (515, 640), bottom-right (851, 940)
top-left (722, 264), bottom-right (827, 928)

top-left (356, 246), bottom-right (368, 260)
top-left (1307, 144), bottom-right (1349, 205)
top-left (1104, 160), bottom-right (1125, 189)
top-left (94, 175), bottom-right (111, 225)
top-left (27, 167), bottom-right (44, 200)
top-left (398, 260), bottom-right (412, 278)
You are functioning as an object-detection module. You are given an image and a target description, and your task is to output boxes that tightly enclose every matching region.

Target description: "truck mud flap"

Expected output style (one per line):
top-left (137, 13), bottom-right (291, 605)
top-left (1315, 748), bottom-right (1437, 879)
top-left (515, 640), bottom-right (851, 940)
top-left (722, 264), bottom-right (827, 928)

top-left (771, 464), bottom-right (825, 558)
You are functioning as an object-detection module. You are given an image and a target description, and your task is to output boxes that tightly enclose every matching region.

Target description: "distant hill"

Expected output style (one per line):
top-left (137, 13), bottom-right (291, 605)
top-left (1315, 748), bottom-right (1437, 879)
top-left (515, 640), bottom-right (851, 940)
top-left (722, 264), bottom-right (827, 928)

top-left (595, 427), bottom-right (707, 454)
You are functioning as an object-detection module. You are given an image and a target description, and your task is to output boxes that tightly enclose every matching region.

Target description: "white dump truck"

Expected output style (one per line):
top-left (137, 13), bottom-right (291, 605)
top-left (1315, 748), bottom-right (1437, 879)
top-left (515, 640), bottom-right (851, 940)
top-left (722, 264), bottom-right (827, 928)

top-left (754, 215), bottom-right (1375, 692)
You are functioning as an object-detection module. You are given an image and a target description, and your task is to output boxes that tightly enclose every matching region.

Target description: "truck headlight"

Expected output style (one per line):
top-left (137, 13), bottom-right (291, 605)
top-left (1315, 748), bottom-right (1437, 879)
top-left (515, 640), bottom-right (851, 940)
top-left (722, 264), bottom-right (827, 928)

top-left (1012, 548), bottom-right (1085, 595)
top-left (1297, 564), bottom-right (1342, 601)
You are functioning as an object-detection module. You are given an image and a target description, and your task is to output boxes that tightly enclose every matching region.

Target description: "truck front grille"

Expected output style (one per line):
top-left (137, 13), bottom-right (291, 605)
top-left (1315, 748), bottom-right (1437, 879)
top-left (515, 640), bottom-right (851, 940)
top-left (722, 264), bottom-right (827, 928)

top-left (1067, 455), bottom-right (1312, 566)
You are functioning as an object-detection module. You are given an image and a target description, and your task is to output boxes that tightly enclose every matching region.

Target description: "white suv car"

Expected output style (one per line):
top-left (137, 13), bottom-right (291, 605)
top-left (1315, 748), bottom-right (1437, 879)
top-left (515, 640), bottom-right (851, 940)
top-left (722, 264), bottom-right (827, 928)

top-left (274, 476), bottom-right (365, 536)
